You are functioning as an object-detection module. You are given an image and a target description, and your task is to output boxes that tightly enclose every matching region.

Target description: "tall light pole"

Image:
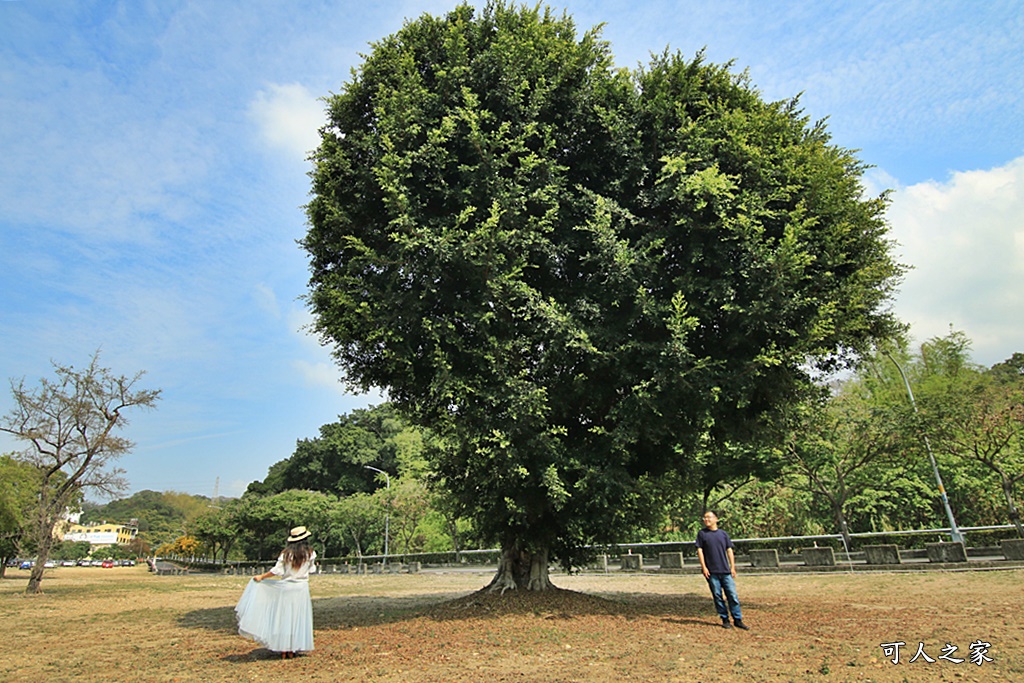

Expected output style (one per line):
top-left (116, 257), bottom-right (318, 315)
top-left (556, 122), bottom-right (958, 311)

top-left (884, 351), bottom-right (965, 544)
top-left (364, 465), bottom-right (390, 561)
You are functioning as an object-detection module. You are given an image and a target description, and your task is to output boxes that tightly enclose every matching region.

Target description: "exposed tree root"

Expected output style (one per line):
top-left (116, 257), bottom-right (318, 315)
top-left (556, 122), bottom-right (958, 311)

top-left (486, 546), bottom-right (555, 593)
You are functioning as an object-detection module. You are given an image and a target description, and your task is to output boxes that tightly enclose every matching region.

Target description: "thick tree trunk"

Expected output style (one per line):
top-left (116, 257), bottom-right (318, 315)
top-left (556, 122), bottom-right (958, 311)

top-left (25, 510), bottom-right (57, 594)
top-left (26, 538), bottom-right (53, 594)
top-left (486, 544), bottom-right (554, 592)
top-left (833, 475), bottom-right (853, 549)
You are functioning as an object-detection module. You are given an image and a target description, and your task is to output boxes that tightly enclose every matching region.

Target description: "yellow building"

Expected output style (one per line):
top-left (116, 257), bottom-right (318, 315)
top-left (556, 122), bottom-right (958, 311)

top-left (62, 522), bottom-right (138, 548)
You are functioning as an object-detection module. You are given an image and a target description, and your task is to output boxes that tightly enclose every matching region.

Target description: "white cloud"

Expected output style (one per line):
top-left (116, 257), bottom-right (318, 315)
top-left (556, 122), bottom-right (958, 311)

top-left (253, 283), bottom-right (281, 319)
top-left (286, 306), bottom-right (346, 393)
top-left (861, 167), bottom-right (900, 200)
top-left (887, 156), bottom-right (1024, 365)
top-left (249, 83), bottom-right (325, 160)
top-left (291, 357), bottom-right (344, 390)
top-left (290, 355), bottom-right (387, 405)
top-left (285, 306), bottom-right (387, 403)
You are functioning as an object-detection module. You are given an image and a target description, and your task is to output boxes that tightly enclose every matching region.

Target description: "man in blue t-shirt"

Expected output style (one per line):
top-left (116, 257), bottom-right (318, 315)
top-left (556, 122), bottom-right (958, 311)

top-left (695, 510), bottom-right (749, 630)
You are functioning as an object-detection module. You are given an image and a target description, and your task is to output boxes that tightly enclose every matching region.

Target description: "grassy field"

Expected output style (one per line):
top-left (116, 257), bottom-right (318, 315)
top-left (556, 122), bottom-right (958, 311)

top-left (2, 565), bottom-right (1021, 682)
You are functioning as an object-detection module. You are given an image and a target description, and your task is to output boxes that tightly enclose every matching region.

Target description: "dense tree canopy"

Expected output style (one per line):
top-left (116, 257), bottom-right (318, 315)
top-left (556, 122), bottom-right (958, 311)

top-left (0, 454), bottom-right (38, 575)
top-left (303, 2), bottom-right (904, 589)
top-left (248, 404), bottom-right (404, 497)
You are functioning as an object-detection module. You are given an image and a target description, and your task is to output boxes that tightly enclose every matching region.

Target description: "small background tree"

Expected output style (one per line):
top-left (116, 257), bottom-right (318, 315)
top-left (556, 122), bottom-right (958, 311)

top-left (1, 352), bottom-right (160, 593)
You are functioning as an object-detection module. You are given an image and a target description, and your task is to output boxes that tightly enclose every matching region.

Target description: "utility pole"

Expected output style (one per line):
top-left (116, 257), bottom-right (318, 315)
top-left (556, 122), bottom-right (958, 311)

top-left (364, 465), bottom-right (390, 562)
top-left (884, 351), bottom-right (965, 544)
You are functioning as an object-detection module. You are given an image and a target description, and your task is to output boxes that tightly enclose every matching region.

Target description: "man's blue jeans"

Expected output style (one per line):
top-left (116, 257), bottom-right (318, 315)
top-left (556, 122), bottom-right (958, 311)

top-left (706, 573), bottom-right (742, 621)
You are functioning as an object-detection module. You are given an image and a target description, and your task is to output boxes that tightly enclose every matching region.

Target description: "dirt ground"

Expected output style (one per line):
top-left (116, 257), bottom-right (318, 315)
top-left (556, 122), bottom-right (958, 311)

top-left (1, 565), bottom-right (1021, 682)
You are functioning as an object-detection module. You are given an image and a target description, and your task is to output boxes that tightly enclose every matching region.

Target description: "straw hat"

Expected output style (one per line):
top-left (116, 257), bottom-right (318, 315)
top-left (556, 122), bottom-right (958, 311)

top-left (287, 526), bottom-right (312, 542)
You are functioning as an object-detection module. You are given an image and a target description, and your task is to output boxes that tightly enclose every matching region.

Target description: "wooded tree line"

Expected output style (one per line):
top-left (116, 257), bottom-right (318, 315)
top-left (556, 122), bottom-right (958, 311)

top-left (158, 405), bottom-right (466, 562)
top-left (4, 339), bottom-right (1018, 571)
top-left (658, 334), bottom-right (1024, 545)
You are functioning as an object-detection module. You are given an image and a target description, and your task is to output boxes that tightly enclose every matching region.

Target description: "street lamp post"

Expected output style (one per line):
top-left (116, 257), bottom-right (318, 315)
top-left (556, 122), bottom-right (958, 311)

top-left (884, 351), bottom-right (965, 544)
top-left (364, 465), bottom-right (390, 562)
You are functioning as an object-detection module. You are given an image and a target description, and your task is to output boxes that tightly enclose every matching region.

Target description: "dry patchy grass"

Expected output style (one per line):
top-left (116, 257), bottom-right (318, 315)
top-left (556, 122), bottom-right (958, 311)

top-left (2, 565), bottom-right (1021, 682)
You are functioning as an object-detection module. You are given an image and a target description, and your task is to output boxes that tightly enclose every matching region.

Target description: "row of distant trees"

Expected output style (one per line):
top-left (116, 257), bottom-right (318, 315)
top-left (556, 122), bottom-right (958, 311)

top-left (41, 539), bottom-right (144, 562)
top-left (664, 332), bottom-right (1024, 545)
top-left (3, 336), bottom-right (1019, 584)
top-left (152, 330), bottom-right (1021, 565)
top-left (160, 404), bottom-right (467, 562)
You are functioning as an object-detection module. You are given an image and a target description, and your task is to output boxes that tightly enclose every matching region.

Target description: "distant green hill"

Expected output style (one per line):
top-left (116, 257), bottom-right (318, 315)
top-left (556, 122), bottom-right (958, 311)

top-left (81, 490), bottom-right (232, 547)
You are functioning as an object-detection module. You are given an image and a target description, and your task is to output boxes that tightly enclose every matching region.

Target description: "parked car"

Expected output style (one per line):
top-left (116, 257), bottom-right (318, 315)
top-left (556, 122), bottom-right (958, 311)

top-left (61, 560), bottom-right (77, 567)
top-left (43, 560), bottom-right (56, 568)
top-left (19, 561), bottom-right (33, 570)
top-left (101, 560), bottom-right (115, 568)
top-left (77, 559), bottom-right (91, 566)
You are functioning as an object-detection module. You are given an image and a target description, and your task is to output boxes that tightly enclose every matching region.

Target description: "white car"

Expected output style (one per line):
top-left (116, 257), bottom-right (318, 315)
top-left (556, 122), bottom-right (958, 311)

top-left (61, 560), bottom-right (76, 566)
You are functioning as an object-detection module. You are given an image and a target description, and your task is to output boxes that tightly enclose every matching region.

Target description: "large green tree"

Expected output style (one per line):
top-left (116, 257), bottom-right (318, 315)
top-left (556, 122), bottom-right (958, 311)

top-left (303, 2), bottom-right (903, 590)
top-left (328, 492), bottom-right (382, 559)
top-left (249, 404), bottom-right (403, 497)
top-left (190, 501), bottom-right (242, 563)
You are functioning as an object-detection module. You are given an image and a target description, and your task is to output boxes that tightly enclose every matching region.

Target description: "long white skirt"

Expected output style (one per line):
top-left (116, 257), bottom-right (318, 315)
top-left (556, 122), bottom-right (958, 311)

top-left (235, 578), bottom-right (314, 653)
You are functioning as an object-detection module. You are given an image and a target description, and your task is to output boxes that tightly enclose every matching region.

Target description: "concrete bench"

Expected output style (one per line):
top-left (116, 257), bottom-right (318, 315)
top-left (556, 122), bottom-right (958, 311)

top-left (800, 547), bottom-right (835, 567)
top-left (659, 552), bottom-right (684, 569)
top-left (620, 554), bottom-right (643, 571)
top-left (863, 544), bottom-right (901, 565)
top-left (1001, 539), bottom-right (1024, 561)
top-left (749, 549), bottom-right (780, 568)
top-left (926, 542), bottom-right (967, 563)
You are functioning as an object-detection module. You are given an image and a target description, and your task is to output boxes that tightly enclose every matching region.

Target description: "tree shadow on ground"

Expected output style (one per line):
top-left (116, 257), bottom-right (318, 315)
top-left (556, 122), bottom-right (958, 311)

top-left (178, 586), bottom-right (757, 634)
top-left (421, 587), bottom-right (754, 625)
top-left (178, 590), bottom-right (474, 634)
top-left (220, 648), bottom-right (310, 662)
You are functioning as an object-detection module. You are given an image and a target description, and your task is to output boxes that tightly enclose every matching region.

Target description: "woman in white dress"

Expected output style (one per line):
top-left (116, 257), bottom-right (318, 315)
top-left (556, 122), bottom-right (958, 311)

top-left (235, 526), bottom-right (317, 659)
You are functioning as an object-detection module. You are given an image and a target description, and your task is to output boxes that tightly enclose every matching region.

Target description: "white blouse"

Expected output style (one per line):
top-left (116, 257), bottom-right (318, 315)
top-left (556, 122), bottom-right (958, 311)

top-left (269, 550), bottom-right (317, 581)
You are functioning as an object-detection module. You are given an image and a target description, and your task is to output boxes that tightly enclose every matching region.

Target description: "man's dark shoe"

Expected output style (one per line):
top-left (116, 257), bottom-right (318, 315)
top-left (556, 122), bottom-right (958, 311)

top-left (721, 619), bottom-right (733, 629)
top-left (734, 619), bottom-right (750, 630)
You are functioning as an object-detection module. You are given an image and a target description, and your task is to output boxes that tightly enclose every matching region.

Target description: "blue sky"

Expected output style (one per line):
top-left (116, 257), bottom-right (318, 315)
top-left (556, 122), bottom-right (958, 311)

top-left (1, 1), bottom-right (1022, 500)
